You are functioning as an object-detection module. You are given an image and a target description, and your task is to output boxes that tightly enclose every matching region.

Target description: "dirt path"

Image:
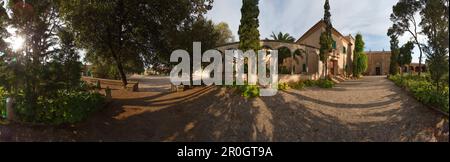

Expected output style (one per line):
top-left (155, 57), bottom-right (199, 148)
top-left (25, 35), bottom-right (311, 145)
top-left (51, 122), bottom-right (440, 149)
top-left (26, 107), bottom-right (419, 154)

top-left (0, 76), bottom-right (448, 142)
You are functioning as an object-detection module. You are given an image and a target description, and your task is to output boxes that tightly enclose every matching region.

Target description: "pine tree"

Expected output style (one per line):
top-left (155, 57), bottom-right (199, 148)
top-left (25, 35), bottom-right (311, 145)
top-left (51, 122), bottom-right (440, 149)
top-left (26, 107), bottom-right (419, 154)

top-left (238, 0), bottom-right (261, 51)
top-left (421, 0), bottom-right (449, 89)
top-left (398, 42), bottom-right (414, 77)
top-left (390, 0), bottom-right (424, 76)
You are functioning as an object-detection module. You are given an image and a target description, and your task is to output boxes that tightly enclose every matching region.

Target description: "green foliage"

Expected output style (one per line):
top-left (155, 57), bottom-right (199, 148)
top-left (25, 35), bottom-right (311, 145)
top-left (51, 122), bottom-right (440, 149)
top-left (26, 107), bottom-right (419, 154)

top-left (319, 0), bottom-right (333, 78)
top-left (238, 0), bottom-right (261, 51)
top-left (0, 3), bottom-right (8, 53)
top-left (356, 53), bottom-right (368, 77)
top-left (270, 32), bottom-right (296, 74)
top-left (398, 41), bottom-right (414, 75)
top-left (353, 34), bottom-right (366, 77)
top-left (2, 0), bottom-right (72, 111)
top-left (14, 90), bottom-right (105, 125)
top-left (278, 83), bottom-right (289, 91)
top-left (389, 74), bottom-right (449, 113)
top-left (214, 22), bottom-right (235, 45)
top-left (0, 87), bottom-right (6, 119)
top-left (60, 0), bottom-right (214, 86)
top-left (270, 32), bottom-right (295, 43)
top-left (289, 81), bottom-right (305, 90)
top-left (237, 85), bottom-right (260, 98)
top-left (319, 32), bottom-right (332, 64)
top-left (303, 80), bottom-right (317, 87)
top-left (389, 49), bottom-right (400, 75)
top-left (55, 28), bottom-right (83, 89)
top-left (354, 34), bottom-right (365, 54)
top-left (420, 0), bottom-right (449, 90)
top-left (226, 81), bottom-right (260, 98)
top-left (87, 50), bottom-right (144, 80)
top-left (174, 17), bottom-right (221, 53)
top-left (323, 0), bottom-right (333, 35)
top-left (388, 28), bottom-right (400, 75)
top-left (279, 66), bottom-right (290, 74)
top-left (390, 0), bottom-right (424, 75)
top-left (296, 79), bottom-right (335, 89)
top-left (317, 79), bottom-right (335, 89)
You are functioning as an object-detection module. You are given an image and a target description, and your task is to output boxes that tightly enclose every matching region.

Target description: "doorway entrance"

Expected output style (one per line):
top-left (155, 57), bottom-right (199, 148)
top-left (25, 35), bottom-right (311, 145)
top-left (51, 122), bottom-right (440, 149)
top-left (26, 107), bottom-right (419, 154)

top-left (328, 60), bottom-right (338, 76)
top-left (375, 67), bottom-right (381, 75)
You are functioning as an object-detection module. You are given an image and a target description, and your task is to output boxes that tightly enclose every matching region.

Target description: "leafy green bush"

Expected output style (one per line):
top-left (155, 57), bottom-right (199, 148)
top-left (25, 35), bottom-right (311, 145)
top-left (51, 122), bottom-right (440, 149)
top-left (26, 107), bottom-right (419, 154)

top-left (389, 74), bottom-right (449, 113)
top-left (317, 79), bottom-right (335, 88)
top-left (303, 80), bottom-right (317, 87)
top-left (279, 66), bottom-right (291, 74)
top-left (278, 83), bottom-right (289, 90)
top-left (289, 81), bottom-right (305, 90)
top-left (237, 85), bottom-right (260, 98)
top-left (14, 90), bottom-right (105, 125)
top-left (0, 87), bottom-right (6, 119)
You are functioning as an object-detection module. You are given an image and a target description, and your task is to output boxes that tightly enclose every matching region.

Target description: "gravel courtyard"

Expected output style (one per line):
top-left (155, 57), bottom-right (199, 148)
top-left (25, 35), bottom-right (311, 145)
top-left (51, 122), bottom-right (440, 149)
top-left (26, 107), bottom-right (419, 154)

top-left (0, 76), bottom-right (448, 142)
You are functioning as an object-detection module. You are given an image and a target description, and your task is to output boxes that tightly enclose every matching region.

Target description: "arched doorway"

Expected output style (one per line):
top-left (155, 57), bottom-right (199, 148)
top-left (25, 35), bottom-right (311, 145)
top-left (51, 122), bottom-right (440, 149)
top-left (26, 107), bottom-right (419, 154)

top-left (293, 49), bottom-right (306, 74)
top-left (277, 47), bottom-right (292, 74)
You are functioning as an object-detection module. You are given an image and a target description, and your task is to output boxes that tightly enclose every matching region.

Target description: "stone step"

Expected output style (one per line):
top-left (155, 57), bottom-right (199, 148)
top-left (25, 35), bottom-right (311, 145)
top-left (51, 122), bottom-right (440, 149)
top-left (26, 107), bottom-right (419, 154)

top-left (334, 76), bottom-right (347, 82)
top-left (330, 77), bottom-right (341, 84)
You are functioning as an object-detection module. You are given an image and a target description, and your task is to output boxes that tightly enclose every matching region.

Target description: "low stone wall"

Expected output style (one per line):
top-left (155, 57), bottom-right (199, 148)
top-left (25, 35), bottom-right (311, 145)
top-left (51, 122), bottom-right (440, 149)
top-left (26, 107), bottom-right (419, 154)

top-left (81, 77), bottom-right (139, 92)
top-left (278, 74), bottom-right (317, 83)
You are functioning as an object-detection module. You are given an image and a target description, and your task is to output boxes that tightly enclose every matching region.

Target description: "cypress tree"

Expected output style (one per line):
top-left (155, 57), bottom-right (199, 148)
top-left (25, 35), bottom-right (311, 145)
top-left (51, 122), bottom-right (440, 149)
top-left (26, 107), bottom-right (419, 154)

top-left (238, 0), bottom-right (261, 51)
top-left (388, 28), bottom-right (400, 75)
top-left (353, 34), bottom-right (366, 77)
top-left (319, 0), bottom-right (333, 78)
top-left (324, 0), bottom-right (333, 40)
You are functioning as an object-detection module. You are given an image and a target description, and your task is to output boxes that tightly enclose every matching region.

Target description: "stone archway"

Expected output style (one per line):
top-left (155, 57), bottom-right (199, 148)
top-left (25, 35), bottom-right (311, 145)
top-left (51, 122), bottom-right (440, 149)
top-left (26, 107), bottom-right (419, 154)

top-left (216, 40), bottom-right (319, 72)
top-left (215, 40), bottom-right (320, 81)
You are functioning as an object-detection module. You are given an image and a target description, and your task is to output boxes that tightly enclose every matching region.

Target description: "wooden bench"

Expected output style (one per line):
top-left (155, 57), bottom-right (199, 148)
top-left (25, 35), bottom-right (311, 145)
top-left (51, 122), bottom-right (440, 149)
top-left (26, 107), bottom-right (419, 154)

top-left (81, 77), bottom-right (139, 92)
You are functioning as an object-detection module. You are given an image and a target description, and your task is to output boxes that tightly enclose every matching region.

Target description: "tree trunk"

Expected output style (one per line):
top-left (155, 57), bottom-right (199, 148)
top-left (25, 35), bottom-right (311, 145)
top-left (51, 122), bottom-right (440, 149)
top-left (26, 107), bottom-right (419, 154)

top-left (116, 60), bottom-right (128, 88)
top-left (324, 60), bottom-right (328, 79)
top-left (111, 51), bottom-right (128, 87)
top-left (415, 37), bottom-right (422, 76)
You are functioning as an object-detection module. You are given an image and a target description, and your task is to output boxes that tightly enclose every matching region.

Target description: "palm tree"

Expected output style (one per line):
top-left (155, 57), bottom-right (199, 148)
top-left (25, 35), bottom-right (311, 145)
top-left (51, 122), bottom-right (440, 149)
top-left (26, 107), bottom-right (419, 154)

top-left (270, 32), bottom-right (295, 43)
top-left (271, 32), bottom-right (298, 74)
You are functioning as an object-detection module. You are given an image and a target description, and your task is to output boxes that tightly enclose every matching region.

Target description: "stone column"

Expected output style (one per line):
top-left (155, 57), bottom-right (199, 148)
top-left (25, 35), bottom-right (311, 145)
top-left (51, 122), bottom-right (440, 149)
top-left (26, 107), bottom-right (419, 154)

top-left (6, 97), bottom-right (15, 121)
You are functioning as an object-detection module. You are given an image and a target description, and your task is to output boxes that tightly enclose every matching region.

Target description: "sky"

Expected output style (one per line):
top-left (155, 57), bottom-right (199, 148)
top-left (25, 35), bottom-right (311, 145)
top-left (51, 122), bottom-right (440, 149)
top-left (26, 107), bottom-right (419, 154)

top-left (205, 0), bottom-right (425, 63)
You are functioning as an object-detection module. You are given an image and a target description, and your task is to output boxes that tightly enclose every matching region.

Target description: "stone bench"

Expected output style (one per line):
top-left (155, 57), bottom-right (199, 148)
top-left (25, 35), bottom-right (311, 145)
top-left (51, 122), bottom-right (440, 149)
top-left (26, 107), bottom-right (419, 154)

top-left (171, 84), bottom-right (185, 92)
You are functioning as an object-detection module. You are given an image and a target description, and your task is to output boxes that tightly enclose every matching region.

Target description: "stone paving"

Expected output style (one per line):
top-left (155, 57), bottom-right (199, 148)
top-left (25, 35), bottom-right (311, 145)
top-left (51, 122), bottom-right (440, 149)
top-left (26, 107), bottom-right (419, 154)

top-left (0, 76), bottom-right (448, 142)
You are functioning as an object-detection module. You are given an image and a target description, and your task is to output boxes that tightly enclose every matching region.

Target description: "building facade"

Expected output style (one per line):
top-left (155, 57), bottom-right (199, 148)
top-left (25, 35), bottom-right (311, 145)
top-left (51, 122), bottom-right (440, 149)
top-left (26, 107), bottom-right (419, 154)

top-left (366, 51), bottom-right (391, 76)
top-left (216, 20), bottom-right (356, 81)
top-left (216, 20), bottom-right (425, 80)
top-left (364, 51), bottom-right (426, 76)
top-left (296, 20), bottom-right (355, 77)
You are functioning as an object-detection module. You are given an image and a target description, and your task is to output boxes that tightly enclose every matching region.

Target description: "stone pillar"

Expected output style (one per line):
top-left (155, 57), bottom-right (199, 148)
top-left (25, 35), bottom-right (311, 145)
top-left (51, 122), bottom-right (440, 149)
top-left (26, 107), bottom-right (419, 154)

top-left (6, 97), bottom-right (15, 121)
top-left (105, 87), bottom-right (112, 102)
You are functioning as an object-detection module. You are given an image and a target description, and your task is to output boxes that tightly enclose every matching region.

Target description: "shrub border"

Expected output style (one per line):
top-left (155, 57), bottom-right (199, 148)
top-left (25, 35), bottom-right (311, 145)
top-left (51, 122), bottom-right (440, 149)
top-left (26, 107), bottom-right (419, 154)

top-left (0, 97), bottom-right (112, 126)
top-left (387, 76), bottom-right (449, 117)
